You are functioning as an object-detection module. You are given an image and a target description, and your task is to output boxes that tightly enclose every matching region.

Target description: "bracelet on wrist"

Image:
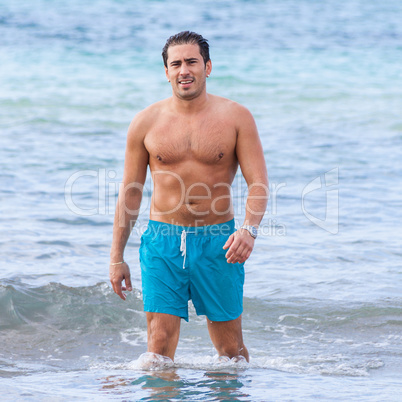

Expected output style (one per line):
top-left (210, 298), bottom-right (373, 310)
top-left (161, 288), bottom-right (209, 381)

top-left (110, 260), bottom-right (125, 266)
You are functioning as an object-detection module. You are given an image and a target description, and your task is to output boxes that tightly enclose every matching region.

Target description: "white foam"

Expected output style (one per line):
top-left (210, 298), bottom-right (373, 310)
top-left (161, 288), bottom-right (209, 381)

top-left (90, 352), bottom-right (384, 378)
top-left (128, 352), bottom-right (174, 371)
top-left (175, 354), bottom-right (249, 371)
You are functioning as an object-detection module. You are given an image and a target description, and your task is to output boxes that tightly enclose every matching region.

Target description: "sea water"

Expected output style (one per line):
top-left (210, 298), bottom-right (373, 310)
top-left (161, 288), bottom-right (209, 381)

top-left (1, 0), bottom-right (401, 400)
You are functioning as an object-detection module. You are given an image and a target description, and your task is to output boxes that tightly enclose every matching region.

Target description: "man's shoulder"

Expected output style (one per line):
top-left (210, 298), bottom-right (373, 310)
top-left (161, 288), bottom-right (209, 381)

top-left (137, 98), bottom-right (170, 120)
top-left (209, 94), bottom-right (251, 113)
top-left (128, 98), bottom-right (171, 133)
top-left (209, 94), bottom-right (253, 122)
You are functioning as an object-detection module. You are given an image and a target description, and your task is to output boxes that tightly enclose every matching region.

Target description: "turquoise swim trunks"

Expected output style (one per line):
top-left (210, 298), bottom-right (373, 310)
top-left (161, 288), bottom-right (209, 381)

top-left (139, 219), bottom-right (245, 322)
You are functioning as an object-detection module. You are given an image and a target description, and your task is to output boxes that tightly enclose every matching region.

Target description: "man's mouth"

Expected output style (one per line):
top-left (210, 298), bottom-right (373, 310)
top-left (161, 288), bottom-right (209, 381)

top-left (178, 79), bottom-right (194, 85)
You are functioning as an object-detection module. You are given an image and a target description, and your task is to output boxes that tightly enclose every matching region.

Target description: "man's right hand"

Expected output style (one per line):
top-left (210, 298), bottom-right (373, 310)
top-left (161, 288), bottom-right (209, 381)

top-left (109, 262), bottom-right (132, 300)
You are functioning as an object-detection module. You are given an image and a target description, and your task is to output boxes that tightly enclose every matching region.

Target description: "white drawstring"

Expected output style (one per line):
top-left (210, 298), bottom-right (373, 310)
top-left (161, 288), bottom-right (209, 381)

top-left (180, 230), bottom-right (186, 269)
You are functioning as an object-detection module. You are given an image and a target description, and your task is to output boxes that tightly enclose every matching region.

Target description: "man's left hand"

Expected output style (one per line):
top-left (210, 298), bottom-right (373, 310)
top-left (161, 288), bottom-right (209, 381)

top-left (223, 229), bottom-right (255, 264)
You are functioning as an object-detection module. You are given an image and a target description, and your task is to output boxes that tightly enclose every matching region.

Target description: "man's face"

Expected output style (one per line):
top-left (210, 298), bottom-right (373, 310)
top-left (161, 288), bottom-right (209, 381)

top-left (165, 43), bottom-right (212, 101)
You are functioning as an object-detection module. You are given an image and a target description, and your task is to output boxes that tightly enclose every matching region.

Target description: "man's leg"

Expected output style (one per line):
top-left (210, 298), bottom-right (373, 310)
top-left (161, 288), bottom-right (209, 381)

top-left (206, 315), bottom-right (249, 362)
top-left (146, 312), bottom-right (181, 361)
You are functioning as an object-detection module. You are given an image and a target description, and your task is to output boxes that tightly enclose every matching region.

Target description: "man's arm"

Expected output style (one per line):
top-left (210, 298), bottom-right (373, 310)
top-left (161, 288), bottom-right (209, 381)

top-left (223, 105), bottom-right (269, 264)
top-left (110, 113), bottom-right (149, 300)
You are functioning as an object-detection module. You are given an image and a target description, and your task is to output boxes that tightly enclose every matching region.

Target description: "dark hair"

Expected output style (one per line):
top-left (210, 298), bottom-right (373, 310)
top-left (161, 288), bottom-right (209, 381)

top-left (162, 31), bottom-right (210, 67)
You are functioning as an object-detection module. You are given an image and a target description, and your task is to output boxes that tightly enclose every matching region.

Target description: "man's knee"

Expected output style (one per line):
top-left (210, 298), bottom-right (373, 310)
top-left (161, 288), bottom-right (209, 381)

top-left (148, 326), bottom-right (173, 346)
top-left (218, 341), bottom-right (245, 358)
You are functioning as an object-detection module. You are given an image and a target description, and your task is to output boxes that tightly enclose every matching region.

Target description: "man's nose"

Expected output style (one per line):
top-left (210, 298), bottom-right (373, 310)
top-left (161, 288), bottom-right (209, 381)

top-left (180, 64), bottom-right (190, 75)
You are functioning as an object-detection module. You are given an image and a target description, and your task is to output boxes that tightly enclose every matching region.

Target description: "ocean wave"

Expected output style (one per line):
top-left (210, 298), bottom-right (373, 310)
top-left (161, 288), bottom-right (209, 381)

top-left (0, 281), bottom-right (144, 331)
top-left (2, 281), bottom-right (401, 332)
top-left (0, 281), bottom-right (400, 378)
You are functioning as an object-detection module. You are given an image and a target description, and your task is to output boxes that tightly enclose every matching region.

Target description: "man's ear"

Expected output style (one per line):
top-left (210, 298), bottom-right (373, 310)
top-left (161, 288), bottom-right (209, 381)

top-left (165, 66), bottom-right (170, 82)
top-left (206, 60), bottom-right (212, 77)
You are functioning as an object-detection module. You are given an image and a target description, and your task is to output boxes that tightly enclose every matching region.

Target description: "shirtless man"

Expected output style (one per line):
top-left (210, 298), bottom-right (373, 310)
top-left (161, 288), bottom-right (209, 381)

top-left (109, 31), bottom-right (268, 363)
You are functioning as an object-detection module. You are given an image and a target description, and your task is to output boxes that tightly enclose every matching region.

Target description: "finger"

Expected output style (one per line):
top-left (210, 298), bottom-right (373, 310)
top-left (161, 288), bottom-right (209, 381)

top-left (114, 281), bottom-right (126, 300)
top-left (240, 246), bottom-right (251, 259)
top-left (226, 249), bottom-right (236, 261)
top-left (223, 234), bottom-right (234, 250)
top-left (229, 243), bottom-right (251, 263)
top-left (237, 249), bottom-right (252, 263)
top-left (228, 250), bottom-right (243, 264)
top-left (125, 273), bottom-right (133, 291)
top-left (226, 237), bottom-right (243, 260)
top-left (238, 255), bottom-right (247, 263)
top-left (110, 280), bottom-right (117, 295)
top-left (225, 238), bottom-right (239, 259)
top-left (227, 249), bottom-right (242, 264)
top-left (237, 246), bottom-right (246, 257)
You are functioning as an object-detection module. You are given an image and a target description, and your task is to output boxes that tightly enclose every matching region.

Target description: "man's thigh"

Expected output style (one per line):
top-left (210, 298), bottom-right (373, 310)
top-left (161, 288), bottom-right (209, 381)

top-left (140, 226), bottom-right (190, 321)
top-left (189, 232), bottom-right (244, 321)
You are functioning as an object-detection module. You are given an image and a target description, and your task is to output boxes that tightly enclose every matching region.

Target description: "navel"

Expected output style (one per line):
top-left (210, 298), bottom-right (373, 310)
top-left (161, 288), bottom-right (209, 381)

top-left (218, 152), bottom-right (224, 159)
top-left (157, 155), bottom-right (162, 161)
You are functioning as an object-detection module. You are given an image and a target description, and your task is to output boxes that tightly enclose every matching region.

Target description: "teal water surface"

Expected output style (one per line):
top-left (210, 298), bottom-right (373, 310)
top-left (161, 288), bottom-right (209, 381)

top-left (1, 0), bottom-right (402, 400)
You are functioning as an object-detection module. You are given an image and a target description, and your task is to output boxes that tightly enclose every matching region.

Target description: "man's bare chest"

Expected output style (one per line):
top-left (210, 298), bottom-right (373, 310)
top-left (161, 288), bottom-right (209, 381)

top-left (144, 119), bottom-right (237, 165)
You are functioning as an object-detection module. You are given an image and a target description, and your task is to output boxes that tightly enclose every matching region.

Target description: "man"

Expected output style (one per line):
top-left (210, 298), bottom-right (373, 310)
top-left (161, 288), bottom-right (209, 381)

top-left (109, 31), bottom-right (268, 363)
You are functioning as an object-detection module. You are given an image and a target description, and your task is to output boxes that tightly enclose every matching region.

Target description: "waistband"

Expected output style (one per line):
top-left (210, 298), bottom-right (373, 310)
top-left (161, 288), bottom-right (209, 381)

top-left (145, 219), bottom-right (235, 237)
